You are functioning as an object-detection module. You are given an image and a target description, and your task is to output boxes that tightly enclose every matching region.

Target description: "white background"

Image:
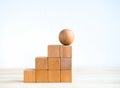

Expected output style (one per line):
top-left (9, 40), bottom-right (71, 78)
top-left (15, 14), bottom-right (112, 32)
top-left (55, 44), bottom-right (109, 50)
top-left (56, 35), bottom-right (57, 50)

top-left (0, 0), bottom-right (120, 68)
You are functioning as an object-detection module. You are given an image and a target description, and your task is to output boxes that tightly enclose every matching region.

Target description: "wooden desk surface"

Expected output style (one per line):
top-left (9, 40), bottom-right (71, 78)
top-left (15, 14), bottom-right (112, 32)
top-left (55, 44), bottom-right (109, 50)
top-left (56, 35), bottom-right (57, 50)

top-left (0, 68), bottom-right (120, 88)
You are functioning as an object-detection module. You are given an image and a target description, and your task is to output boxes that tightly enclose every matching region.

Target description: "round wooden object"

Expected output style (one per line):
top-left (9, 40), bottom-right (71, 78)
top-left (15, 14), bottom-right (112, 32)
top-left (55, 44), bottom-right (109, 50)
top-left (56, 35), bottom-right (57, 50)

top-left (59, 29), bottom-right (74, 45)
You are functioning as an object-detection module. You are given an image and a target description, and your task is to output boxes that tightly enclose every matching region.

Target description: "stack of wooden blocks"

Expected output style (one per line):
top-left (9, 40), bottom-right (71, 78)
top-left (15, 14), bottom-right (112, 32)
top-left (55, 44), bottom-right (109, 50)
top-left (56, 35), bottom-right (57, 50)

top-left (24, 45), bottom-right (72, 83)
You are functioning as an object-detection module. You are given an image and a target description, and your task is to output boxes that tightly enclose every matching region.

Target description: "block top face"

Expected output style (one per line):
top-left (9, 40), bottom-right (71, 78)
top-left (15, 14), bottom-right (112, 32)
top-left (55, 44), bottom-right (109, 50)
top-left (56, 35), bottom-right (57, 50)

top-left (48, 45), bottom-right (60, 57)
top-left (24, 69), bottom-right (35, 71)
top-left (35, 57), bottom-right (48, 69)
top-left (24, 69), bottom-right (35, 72)
top-left (60, 45), bottom-right (72, 58)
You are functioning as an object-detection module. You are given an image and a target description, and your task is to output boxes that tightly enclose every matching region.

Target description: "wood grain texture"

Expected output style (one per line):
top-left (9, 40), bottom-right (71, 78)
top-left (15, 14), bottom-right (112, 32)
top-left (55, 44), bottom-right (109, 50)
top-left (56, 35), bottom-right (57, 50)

top-left (48, 57), bottom-right (60, 70)
top-left (35, 57), bottom-right (48, 69)
top-left (59, 29), bottom-right (74, 45)
top-left (48, 45), bottom-right (60, 57)
top-left (36, 70), bottom-right (48, 82)
top-left (60, 45), bottom-right (72, 58)
top-left (24, 69), bottom-right (35, 83)
top-left (48, 70), bottom-right (60, 82)
top-left (61, 58), bottom-right (71, 70)
top-left (61, 70), bottom-right (72, 82)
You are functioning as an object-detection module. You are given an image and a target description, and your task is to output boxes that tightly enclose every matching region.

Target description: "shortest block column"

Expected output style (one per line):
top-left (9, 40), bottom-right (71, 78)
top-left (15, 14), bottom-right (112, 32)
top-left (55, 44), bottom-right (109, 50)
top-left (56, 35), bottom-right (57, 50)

top-left (24, 69), bottom-right (35, 83)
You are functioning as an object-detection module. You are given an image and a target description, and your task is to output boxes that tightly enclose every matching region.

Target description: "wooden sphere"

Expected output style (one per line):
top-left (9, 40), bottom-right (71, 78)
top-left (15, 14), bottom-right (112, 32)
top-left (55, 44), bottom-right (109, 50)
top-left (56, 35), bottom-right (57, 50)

top-left (59, 29), bottom-right (74, 45)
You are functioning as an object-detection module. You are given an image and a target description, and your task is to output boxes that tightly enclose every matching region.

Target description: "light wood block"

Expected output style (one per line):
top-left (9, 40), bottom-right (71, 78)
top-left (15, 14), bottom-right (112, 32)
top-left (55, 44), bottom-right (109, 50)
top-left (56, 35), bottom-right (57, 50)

top-left (24, 69), bottom-right (35, 83)
top-left (48, 57), bottom-right (60, 70)
top-left (48, 70), bottom-right (60, 82)
top-left (35, 57), bottom-right (48, 69)
top-left (36, 70), bottom-right (48, 82)
top-left (61, 58), bottom-right (71, 70)
top-left (48, 45), bottom-right (60, 57)
top-left (61, 70), bottom-right (72, 82)
top-left (60, 45), bottom-right (72, 58)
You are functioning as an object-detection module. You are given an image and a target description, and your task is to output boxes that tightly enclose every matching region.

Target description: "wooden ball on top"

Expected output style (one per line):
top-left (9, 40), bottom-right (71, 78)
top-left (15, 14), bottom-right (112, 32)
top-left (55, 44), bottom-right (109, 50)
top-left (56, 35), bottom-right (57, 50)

top-left (59, 29), bottom-right (74, 45)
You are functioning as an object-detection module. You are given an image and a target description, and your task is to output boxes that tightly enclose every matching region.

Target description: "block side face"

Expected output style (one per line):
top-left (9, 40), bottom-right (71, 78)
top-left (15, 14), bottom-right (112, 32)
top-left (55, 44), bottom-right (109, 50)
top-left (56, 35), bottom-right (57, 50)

top-left (36, 70), bottom-right (48, 82)
top-left (35, 57), bottom-right (48, 69)
top-left (48, 45), bottom-right (60, 57)
top-left (24, 70), bottom-right (35, 83)
top-left (61, 70), bottom-right (72, 82)
top-left (60, 46), bottom-right (72, 58)
top-left (61, 58), bottom-right (71, 70)
top-left (48, 70), bottom-right (60, 82)
top-left (48, 57), bottom-right (60, 70)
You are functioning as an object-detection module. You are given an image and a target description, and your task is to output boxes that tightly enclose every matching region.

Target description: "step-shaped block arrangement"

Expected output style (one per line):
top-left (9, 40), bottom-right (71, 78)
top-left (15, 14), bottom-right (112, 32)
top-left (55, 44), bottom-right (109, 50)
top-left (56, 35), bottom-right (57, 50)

top-left (24, 45), bottom-right (72, 83)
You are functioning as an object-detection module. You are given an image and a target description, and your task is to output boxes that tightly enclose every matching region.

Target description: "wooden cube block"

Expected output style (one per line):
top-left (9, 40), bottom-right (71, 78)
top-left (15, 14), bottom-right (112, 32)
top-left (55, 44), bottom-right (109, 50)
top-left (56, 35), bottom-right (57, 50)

top-left (61, 58), bottom-right (71, 70)
top-left (60, 46), bottom-right (72, 58)
top-left (36, 70), bottom-right (48, 82)
top-left (48, 57), bottom-right (60, 70)
top-left (48, 70), bottom-right (60, 82)
top-left (35, 57), bottom-right (48, 69)
top-left (61, 70), bottom-right (72, 82)
top-left (24, 69), bottom-right (35, 83)
top-left (48, 45), bottom-right (60, 57)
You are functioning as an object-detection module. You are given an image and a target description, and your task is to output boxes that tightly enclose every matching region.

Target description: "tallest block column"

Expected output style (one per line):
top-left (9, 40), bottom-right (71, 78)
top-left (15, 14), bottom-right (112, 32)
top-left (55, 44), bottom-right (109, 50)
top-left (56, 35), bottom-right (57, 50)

top-left (60, 45), bottom-right (72, 82)
top-left (59, 29), bottom-right (74, 83)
